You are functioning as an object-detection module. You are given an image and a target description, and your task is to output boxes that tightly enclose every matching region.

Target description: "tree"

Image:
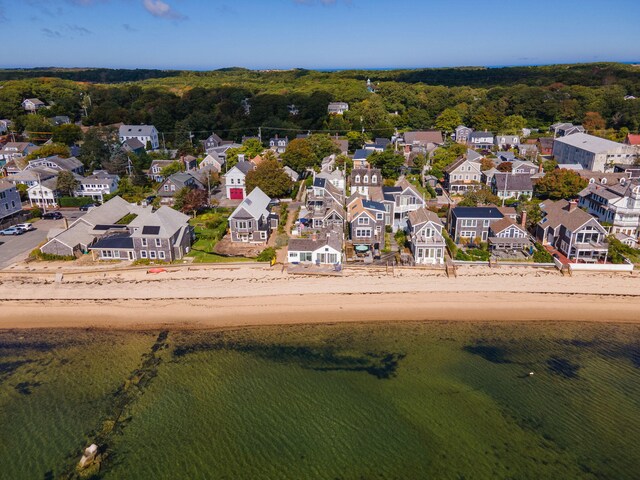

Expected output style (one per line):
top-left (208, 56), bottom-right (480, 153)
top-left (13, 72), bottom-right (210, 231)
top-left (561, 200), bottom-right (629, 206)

top-left (368, 150), bottom-right (406, 180)
top-left (335, 154), bottom-right (353, 175)
top-left (500, 115), bottom-right (527, 135)
top-left (535, 169), bottom-right (588, 200)
top-left (281, 138), bottom-right (316, 173)
top-left (56, 170), bottom-right (79, 196)
top-left (412, 153), bottom-right (427, 172)
top-left (245, 159), bottom-right (293, 198)
top-left (517, 199), bottom-right (543, 229)
top-left (583, 111), bottom-right (606, 132)
top-left (435, 108), bottom-right (462, 134)
top-left (457, 186), bottom-right (500, 207)
top-left (26, 143), bottom-right (70, 160)
top-left (542, 159), bottom-right (558, 172)
top-left (480, 158), bottom-right (495, 171)
top-left (80, 128), bottom-right (111, 171)
top-left (346, 131), bottom-right (369, 152)
top-left (180, 188), bottom-right (208, 214)
top-left (160, 161), bottom-right (183, 178)
top-left (429, 143), bottom-right (468, 179)
top-left (307, 134), bottom-right (340, 161)
top-left (497, 161), bottom-right (512, 172)
top-left (225, 138), bottom-right (264, 170)
top-left (52, 124), bottom-right (83, 145)
top-left (102, 149), bottom-right (130, 176)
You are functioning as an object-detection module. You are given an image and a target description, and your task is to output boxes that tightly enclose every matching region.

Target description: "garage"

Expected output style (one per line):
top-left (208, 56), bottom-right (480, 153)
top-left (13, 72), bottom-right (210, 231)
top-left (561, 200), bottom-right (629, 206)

top-left (229, 188), bottom-right (244, 200)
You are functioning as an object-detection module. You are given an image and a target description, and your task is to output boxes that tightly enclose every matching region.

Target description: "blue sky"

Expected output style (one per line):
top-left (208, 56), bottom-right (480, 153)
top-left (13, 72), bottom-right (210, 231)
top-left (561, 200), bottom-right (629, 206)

top-left (1, 0), bottom-right (639, 70)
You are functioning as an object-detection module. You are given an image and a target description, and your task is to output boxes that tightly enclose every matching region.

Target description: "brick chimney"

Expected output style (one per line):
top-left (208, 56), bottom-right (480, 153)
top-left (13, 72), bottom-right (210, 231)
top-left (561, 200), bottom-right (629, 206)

top-left (520, 211), bottom-right (527, 228)
top-left (568, 200), bottom-right (578, 212)
top-left (311, 232), bottom-right (318, 241)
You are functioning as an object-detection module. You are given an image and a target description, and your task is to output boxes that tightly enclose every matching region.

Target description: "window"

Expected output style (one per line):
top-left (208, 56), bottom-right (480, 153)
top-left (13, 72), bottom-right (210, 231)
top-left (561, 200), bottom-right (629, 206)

top-left (155, 238), bottom-right (162, 247)
top-left (260, 231), bottom-right (266, 239)
top-left (461, 231), bottom-right (475, 238)
top-left (101, 250), bottom-right (112, 258)
top-left (141, 238), bottom-right (147, 247)
top-left (371, 175), bottom-right (377, 183)
top-left (363, 175), bottom-right (369, 183)
top-left (237, 221), bottom-right (248, 229)
top-left (483, 220), bottom-right (490, 227)
top-left (159, 251), bottom-right (165, 259)
top-left (358, 217), bottom-right (369, 225)
top-left (163, 185), bottom-right (169, 191)
top-left (461, 219), bottom-right (477, 227)
top-left (356, 228), bottom-right (372, 237)
top-left (355, 175), bottom-right (361, 183)
top-left (376, 213), bottom-right (383, 220)
top-left (140, 251), bottom-right (148, 259)
top-left (301, 252), bottom-right (312, 262)
top-left (229, 178), bottom-right (234, 185)
top-left (149, 251), bottom-right (157, 259)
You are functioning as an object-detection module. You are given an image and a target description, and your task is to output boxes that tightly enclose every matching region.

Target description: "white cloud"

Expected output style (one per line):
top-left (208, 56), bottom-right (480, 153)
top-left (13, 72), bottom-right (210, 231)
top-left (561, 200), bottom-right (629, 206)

top-left (142, 0), bottom-right (185, 20)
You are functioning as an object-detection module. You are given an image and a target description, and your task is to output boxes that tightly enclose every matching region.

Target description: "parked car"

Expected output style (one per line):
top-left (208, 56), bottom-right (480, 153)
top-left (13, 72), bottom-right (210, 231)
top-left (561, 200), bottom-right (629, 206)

top-left (79, 203), bottom-right (98, 211)
top-left (14, 223), bottom-right (34, 232)
top-left (42, 211), bottom-right (63, 220)
top-left (0, 226), bottom-right (23, 236)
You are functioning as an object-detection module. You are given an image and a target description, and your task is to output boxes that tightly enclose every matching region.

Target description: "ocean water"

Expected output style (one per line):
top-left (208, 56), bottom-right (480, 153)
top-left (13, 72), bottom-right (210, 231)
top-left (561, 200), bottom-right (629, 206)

top-left (1, 321), bottom-right (639, 479)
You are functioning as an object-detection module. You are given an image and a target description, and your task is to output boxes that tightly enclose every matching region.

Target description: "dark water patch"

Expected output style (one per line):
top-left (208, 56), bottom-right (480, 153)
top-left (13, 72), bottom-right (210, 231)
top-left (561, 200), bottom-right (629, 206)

top-left (0, 340), bottom-right (57, 353)
top-left (598, 343), bottom-right (640, 368)
top-left (559, 339), bottom-right (600, 348)
top-left (546, 357), bottom-right (580, 379)
top-left (0, 359), bottom-right (33, 383)
top-left (462, 344), bottom-right (512, 364)
top-left (15, 381), bottom-right (42, 395)
top-left (174, 339), bottom-right (405, 379)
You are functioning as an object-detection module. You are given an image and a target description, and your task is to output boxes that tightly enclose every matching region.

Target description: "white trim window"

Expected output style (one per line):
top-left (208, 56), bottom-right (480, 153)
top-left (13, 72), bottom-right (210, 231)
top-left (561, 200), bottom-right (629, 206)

top-left (149, 251), bottom-right (157, 259)
top-left (140, 250), bottom-right (148, 258)
top-left (155, 238), bottom-right (162, 247)
top-left (355, 228), bottom-right (372, 237)
top-left (141, 238), bottom-right (147, 247)
top-left (159, 251), bottom-right (166, 260)
top-left (461, 219), bottom-right (477, 227)
top-left (358, 216), bottom-right (370, 225)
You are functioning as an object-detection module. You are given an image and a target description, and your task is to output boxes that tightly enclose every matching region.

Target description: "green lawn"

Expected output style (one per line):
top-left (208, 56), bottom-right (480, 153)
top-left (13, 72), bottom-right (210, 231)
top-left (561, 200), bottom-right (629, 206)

top-left (187, 209), bottom-right (256, 263)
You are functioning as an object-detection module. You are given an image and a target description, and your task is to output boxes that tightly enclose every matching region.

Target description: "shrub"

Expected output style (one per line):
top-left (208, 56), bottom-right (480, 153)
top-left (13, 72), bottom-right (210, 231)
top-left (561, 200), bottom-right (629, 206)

top-left (257, 247), bottom-right (277, 262)
top-left (58, 196), bottom-right (94, 207)
top-left (385, 225), bottom-right (392, 234)
top-left (29, 249), bottom-right (75, 261)
top-left (29, 207), bottom-right (42, 219)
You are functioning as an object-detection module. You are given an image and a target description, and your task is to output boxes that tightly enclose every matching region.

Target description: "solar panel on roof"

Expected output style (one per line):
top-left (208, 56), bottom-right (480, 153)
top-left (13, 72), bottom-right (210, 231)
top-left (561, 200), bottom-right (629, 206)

top-left (142, 226), bottom-right (160, 235)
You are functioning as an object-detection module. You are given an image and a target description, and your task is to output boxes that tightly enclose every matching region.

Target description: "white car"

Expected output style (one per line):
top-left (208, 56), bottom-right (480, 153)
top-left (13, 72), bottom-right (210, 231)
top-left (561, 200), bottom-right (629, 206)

top-left (14, 223), bottom-right (34, 232)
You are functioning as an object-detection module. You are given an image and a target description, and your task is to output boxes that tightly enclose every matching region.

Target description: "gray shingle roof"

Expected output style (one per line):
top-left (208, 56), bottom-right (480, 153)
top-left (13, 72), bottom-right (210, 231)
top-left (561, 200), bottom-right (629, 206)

top-left (229, 187), bottom-right (270, 221)
top-left (119, 125), bottom-right (157, 137)
top-left (493, 173), bottom-right (534, 191)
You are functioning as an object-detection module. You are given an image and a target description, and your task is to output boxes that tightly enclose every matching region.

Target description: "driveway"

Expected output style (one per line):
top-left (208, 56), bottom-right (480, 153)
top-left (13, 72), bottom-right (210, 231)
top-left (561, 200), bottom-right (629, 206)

top-left (0, 210), bottom-right (85, 269)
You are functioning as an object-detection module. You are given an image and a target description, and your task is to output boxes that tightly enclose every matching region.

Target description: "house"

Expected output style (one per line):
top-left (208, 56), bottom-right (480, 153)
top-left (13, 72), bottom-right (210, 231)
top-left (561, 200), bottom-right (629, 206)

top-left (448, 206), bottom-right (505, 243)
top-left (578, 175), bottom-right (640, 239)
top-left (157, 172), bottom-right (205, 205)
top-left (317, 160), bottom-right (346, 191)
top-left (353, 149), bottom-right (373, 169)
top-left (40, 196), bottom-right (133, 257)
top-left (550, 123), bottom-right (585, 137)
top-left (305, 176), bottom-right (345, 229)
top-left (0, 142), bottom-right (37, 163)
top-left (400, 131), bottom-right (444, 156)
top-left (287, 229), bottom-right (343, 265)
top-left (223, 160), bottom-right (255, 200)
top-left (624, 134), bottom-right (640, 148)
top-left (347, 197), bottom-right (386, 253)
top-left (328, 102), bottom-right (349, 115)
top-left (468, 131), bottom-right (494, 150)
top-left (199, 153), bottom-right (225, 174)
top-left (518, 143), bottom-right (539, 160)
top-left (455, 125), bottom-right (473, 144)
top-left (118, 125), bottom-right (159, 150)
top-left (379, 178), bottom-right (425, 231)
top-left (537, 137), bottom-right (555, 155)
top-left (27, 156), bottom-right (84, 175)
top-left (491, 173), bottom-right (534, 200)
top-left (269, 135), bottom-right (288, 154)
top-left (75, 170), bottom-right (120, 202)
top-left (406, 208), bottom-right (445, 265)
top-left (0, 119), bottom-right (11, 134)
top-left (284, 166), bottom-right (300, 183)
top-left (552, 133), bottom-right (636, 172)
top-left (206, 143), bottom-right (241, 161)
top-left (494, 134), bottom-right (521, 150)
top-left (147, 160), bottom-right (176, 182)
top-left (0, 180), bottom-right (21, 220)
top-left (6, 166), bottom-right (57, 187)
top-left (50, 116), bottom-right (71, 126)
top-left (331, 136), bottom-right (349, 155)
top-left (90, 206), bottom-right (193, 262)
top-left (443, 149), bottom-right (483, 194)
top-left (22, 98), bottom-right (45, 112)
top-left (121, 138), bottom-right (145, 155)
top-left (536, 199), bottom-right (608, 262)
top-left (203, 132), bottom-right (224, 150)
top-left (487, 217), bottom-right (532, 251)
top-left (228, 187), bottom-right (278, 243)
top-left (350, 168), bottom-right (382, 197)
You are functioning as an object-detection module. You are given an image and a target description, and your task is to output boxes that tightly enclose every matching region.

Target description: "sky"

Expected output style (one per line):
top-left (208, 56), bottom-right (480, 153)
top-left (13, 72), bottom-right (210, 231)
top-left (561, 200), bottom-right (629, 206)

top-left (1, 0), bottom-right (639, 70)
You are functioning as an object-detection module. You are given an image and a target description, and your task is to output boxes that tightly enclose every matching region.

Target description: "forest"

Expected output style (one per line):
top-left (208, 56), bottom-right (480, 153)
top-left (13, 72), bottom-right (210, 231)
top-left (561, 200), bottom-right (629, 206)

top-left (1, 62), bottom-right (639, 153)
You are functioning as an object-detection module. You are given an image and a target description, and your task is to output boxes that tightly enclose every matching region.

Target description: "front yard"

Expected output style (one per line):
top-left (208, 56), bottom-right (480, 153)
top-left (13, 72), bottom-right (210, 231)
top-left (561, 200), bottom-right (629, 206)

top-left (187, 209), bottom-right (255, 264)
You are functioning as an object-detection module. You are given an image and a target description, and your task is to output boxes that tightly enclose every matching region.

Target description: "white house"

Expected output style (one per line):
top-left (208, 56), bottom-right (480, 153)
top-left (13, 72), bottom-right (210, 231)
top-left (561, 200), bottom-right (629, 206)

top-left (553, 133), bottom-right (636, 172)
top-left (200, 153), bottom-right (225, 173)
top-left (28, 178), bottom-right (60, 208)
top-left (118, 125), bottom-right (159, 150)
top-left (223, 160), bottom-right (255, 200)
top-left (287, 229), bottom-right (343, 265)
top-left (75, 171), bottom-right (120, 202)
top-left (22, 98), bottom-right (45, 112)
top-left (328, 102), bottom-right (349, 115)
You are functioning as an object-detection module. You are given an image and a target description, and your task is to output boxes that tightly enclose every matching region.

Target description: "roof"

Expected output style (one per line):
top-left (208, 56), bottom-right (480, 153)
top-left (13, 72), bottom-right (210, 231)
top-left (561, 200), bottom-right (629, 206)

top-left (234, 161), bottom-right (255, 175)
top-left (79, 171), bottom-right (119, 184)
top-left (90, 233), bottom-right (134, 250)
top-left (353, 149), bottom-right (373, 160)
top-left (123, 138), bottom-right (145, 150)
top-left (79, 196), bottom-right (133, 227)
top-left (288, 229), bottom-right (342, 253)
top-left (489, 217), bottom-right (526, 235)
top-left (164, 172), bottom-right (203, 190)
top-left (0, 179), bottom-right (15, 191)
top-left (230, 187), bottom-right (271, 221)
top-left (24, 98), bottom-right (45, 106)
top-left (362, 199), bottom-right (386, 212)
top-left (492, 173), bottom-right (534, 191)
top-left (408, 208), bottom-right (442, 227)
top-left (538, 199), bottom-right (600, 231)
top-left (554, 133), bottom-right (631, 154)
top-left (46, 223), bottom-right (93, 249)
top-left (129, 206), bottom-right (190, 238)
top-left (28, 155), bottom-right (83, 171)
top-left (452, 206), bottom-right (504, 219)
top-left (403, 130), bottom-right (444, 145)
top-left (470, 131), bottom-right (494, 139)
top-left (119, 125), bottom-right (157, 137)
top-left (626, 134), bottom-right (640, 145)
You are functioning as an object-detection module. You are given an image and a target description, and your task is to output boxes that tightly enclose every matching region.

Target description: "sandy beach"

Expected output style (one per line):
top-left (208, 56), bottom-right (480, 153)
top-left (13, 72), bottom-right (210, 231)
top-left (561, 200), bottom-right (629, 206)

top-left (0, 264), bottom-right (639, 329)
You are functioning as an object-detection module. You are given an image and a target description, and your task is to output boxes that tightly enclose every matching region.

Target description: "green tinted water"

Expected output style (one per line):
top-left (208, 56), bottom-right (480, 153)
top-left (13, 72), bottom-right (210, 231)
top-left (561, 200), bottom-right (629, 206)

top-left (1, 321), bottom-right (639, 479)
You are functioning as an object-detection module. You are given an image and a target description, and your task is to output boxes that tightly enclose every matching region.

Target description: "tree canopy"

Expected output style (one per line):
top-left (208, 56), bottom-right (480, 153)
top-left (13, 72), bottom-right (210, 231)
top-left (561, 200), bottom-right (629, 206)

top-left (368, 150), bottom-right (406, 180)
top-left (56, 170), bottom-right (79, 196)
top-left (245, 159), bottom-right (293, 198)
top-left (535, 169), bottom-right (588, 200)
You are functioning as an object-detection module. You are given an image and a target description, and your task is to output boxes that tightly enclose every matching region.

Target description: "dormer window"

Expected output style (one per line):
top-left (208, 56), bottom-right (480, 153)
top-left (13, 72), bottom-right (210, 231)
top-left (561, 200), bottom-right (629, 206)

top-left (601, 178), bottom-right (607, 185)
top-left (363, 175), bottom-right (369, 183)
top-left (589, 178), bottom-right (595, 184)
top-left (355, 175), bottom-right (361, 183)
top-left (620, 178), bottom-right (626, 185)
top-left (371, 175), bottom-right (377, 183)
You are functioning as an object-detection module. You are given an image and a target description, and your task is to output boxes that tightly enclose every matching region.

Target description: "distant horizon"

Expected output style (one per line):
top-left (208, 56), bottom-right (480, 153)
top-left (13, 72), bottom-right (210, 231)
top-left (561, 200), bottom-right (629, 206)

top-left (1, 60), bottom-right (639, 73)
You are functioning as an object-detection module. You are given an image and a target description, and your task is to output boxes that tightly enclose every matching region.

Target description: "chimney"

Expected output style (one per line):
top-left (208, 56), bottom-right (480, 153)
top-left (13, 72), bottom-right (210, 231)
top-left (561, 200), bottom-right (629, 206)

top-left (538, 162), bottom-right (543, 173)
top-left (311, 232), bottom-right (318, 241)
top-left (520, 211), bottom-right (527, 228)
top-left (238, 153), bottom-right (245, 163)
top-left (568, 200), bottom-right (578, 212)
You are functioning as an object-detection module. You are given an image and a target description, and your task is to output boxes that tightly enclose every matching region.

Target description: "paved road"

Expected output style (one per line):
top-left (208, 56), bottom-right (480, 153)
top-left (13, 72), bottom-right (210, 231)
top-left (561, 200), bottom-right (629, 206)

top-left (0, 210), bottom-right (85, 269)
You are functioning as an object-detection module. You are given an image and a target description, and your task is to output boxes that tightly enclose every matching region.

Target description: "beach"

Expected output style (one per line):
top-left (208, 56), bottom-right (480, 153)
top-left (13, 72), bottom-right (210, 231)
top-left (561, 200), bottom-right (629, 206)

top-left (1, 264), bottom-right (639, 329)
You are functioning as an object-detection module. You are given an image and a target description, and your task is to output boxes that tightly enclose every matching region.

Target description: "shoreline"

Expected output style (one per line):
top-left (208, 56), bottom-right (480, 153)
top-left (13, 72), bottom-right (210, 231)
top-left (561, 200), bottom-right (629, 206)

top-left (1, 265), bottom-right (639, 330)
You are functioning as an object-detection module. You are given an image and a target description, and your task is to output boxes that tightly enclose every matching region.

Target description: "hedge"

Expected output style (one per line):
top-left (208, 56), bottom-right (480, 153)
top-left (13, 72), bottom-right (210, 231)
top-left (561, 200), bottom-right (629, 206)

top-left (58, 196), bottom-right (94, 207)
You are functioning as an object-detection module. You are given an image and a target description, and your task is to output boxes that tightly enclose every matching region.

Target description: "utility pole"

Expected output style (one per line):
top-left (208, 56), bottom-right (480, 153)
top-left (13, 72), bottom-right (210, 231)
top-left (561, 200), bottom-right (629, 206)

top-left (161, 132), bottom-right (166, 153)
top-left (258, 127), bottom-right (262, 143)
top-left (37, 173), bottom-right (47, 214)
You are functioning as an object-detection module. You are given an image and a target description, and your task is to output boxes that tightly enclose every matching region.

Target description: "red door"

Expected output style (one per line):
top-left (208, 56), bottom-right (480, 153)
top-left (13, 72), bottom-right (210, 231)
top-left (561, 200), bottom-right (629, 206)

top-left (229, 188), bottom-right (244, 200)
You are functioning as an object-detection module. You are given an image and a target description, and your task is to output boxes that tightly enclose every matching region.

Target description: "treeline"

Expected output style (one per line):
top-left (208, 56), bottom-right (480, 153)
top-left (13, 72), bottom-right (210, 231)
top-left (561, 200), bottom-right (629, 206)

top-left (0, 68), bottom-right (179, 83)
